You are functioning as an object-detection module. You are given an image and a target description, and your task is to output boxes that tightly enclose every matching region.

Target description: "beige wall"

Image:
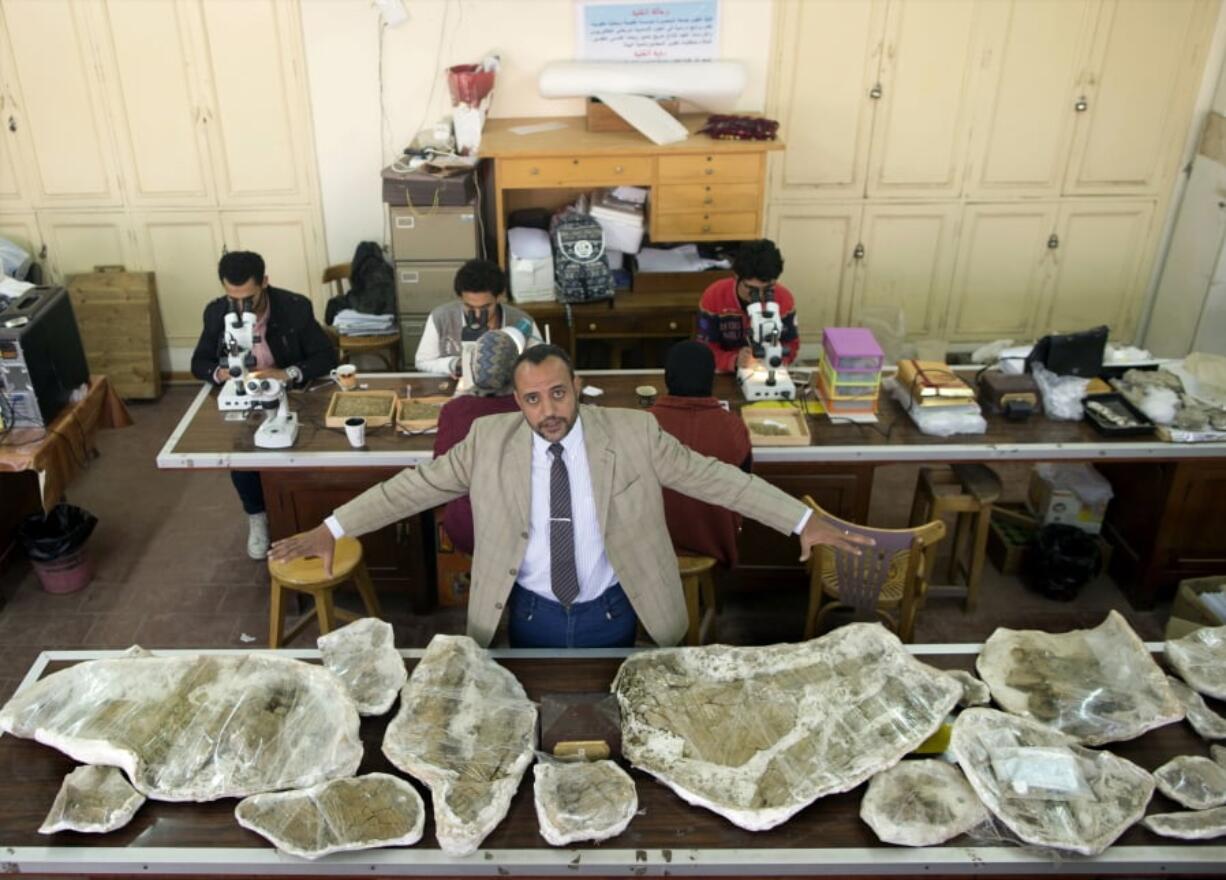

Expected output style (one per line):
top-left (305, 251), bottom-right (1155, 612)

top-left (300, 0), bottom-right (775, 265)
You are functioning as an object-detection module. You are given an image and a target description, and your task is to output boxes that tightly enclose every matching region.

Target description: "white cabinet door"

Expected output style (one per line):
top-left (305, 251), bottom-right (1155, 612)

top-left (1038, 200), bottom-right (1156, 338)
top-left (946, 203), bottom-right (1058, 341)
top-left (221, 210), bottom-right (324, 309)
top-left (1064, 0), bottom-right (1217, 195)
top-left (37, 211), bottom-right (137, 281)
top-left (767, 203), bottom-right (863, 341)
top-left (91, 0), bottom-right (215, 207)
top-left (0, 211), bottom-right (41, 260)
top-left (0, 0), bottom-right (123, 207)
top-left (193, 0), bottom-right (314, 206)
top-left (132, 212), bottom-right (224, 350)
top-left (964, 0), bottom-right (1096, 199)
top-left (866, 0), bottom-right (980, 198)
top-left (768, 0), bottom-right (886, 200)
top-left (0, 48), bottom-right (28, 210)
top-left (851, 204), bottom-right (960, 339)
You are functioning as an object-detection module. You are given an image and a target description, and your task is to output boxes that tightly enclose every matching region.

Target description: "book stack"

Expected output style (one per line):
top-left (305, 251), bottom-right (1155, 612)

top-left (817, 328), bottom-right (884, 417)
top-left (895, 359), bottom-right (977, 408)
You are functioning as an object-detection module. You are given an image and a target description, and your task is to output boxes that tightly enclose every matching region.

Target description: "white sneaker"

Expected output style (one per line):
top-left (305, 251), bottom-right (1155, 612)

top-left (247, 512), bottom-right (270, 560)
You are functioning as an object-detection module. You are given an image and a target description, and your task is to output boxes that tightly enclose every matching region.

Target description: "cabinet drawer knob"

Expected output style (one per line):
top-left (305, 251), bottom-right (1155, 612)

top-left (704, 167), bottom-right (715, 176)
top-left (703, 196), bottom-right (713, 205)
top-left (529, 166), bottom-right (540, 175)
top-left (1074, 96), bottom-right (1088, 113)
top-left (702, 224), bottom-right (712, 233)
top-left (614, 165), bottom-right (624, 173)
top-left (668, 321), bottom-right (678, 330)
top-left (588, 322), bottom-right (597, 331)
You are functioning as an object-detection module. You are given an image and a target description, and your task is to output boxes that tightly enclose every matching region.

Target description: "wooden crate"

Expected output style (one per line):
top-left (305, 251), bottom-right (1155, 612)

top-left (65, 271), bottom-right (162, 399)
top-left (324, 390), bottom-right (397, 427)
top-left (586, 97), bottom-right (680, 132)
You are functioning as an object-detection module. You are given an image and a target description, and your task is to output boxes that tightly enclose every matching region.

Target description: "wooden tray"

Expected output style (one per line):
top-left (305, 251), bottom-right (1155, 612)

top-left (396, 396), bottom-right (449, 432)
top-left (325, 390), bottom-right (397, 428)
top-left (741, 406), bottom-right (812, 446)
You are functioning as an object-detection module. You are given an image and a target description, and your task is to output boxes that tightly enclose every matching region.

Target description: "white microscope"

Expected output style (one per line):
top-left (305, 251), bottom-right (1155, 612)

top-left (217, 306), bottom-right (258, 412)
top-left (243, 375), bottom-right (299, 449)
top-left (737, 291), bottom-right (796, 401)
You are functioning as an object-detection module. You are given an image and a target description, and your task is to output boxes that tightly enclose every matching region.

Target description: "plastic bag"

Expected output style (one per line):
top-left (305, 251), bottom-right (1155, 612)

top-left (1024, 524), bottom-right (1101, 601)
top-left (0, 235), bottom-right (32, 279)
top-left (886, 378), bottom-right (987, 437)
top-left (1031, 364), bottom-right (1088, 420)
top-left (18, 503), bottom-right (98, 561)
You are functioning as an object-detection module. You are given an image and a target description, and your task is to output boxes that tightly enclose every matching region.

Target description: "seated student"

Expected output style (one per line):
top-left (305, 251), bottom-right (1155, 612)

top-left (432, 330), bottom-right (523, 555)
top-left (649, 341), bottom-right (752, 567)
top-left (415, 258), bottom-right (541, 376)
top-left (190, 250), bottom-right (337, 559)
top-left (696, 239), bottom-right (799, 374)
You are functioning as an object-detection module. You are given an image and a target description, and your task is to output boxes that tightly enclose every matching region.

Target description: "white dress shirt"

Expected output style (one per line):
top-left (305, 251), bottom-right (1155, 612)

top-left (516, 416), bottom-right (619, 604)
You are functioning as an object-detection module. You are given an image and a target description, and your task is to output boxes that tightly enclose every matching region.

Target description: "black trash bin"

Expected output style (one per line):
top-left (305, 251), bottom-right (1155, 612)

top-left (17, 503), bottom-right (98, 594)
top-left (1024, 523), bottom-right (1102, 601)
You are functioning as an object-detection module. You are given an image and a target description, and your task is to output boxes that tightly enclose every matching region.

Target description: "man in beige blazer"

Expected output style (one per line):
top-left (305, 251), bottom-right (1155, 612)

top-left (270, 345), bottom-right (870, 648)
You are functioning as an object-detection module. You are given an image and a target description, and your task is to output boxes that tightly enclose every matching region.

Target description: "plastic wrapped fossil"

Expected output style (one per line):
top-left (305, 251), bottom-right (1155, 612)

top-left (1144, 806), bottom-right (1226, 840)
top-left (976, 611), bottom-right (1183, 745)
top-left (859, 760), bottom-right (988, 847)
top-left (1166, 624), bottom-right (1226, 701)
top-left (235, 773), bottom-right (424, 859)
top-left (1153, 756), bottom-right (1226, 811)
top-left (533, 758), bottom-right (637, 846)
top-left (382, 635), bottom-right (537, 856)
top-left (0, 652), bottom-right (363, 801)
top-left (1166, 675), bottom-right (1226, 740)
top-left (612, 623), bottom-right (961, 831)
top-left (950, 708), bottom-right (1154, 856)
top-left (318, 618), bottom-right (406, 716)
top-left (40, 765), bottom-right (145, 835)
top-left (945, 669), bottom-right (991, 707)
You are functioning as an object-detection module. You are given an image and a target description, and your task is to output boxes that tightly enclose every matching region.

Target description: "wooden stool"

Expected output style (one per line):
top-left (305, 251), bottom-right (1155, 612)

top-left (337, 331), bottom-right (401, 371)
top-left (268, 536), bottom-right (384, 647)
top-left (677, 555), bottom-right (718, 646)
top-left (908, 464), bottom-right (1002, 612)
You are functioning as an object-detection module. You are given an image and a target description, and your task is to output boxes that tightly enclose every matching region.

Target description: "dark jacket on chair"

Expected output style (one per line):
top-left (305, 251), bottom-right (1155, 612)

top-left (648, 395), bottom-right (753, 567)
top-left (191, 287), bottom-right (336, 387)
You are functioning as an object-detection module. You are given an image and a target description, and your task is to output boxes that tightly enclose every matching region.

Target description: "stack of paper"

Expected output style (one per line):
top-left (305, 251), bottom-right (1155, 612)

top-left (333, 309), bottom-right (395, 337)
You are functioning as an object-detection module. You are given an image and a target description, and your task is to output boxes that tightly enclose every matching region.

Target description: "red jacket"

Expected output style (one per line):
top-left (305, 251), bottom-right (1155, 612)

top-left (648, 395), bottom-right (752, 567)
top-left (433, 394), bottom-right (521, 555)
top-left (696, 277), bottom-right (800, 373)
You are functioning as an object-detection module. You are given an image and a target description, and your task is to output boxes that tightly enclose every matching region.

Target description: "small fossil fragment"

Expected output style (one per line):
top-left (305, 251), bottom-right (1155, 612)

top-left (1166, 675), bottom-right (1226, 740)
top-left (1153, 756), bottom-right (1226, 811)
top-left (1166, 624), bottom-right (1226, 701)
top-left (1144, 806), bottom-right (1226, 840)
top-left (40, 765), bottom-right (145, 835)
top-left (860, 760), bottom-right (988, 846)
top-left (945, 669), bottom-right (990, 707)
top-left (533, 759), bottom-right (637, 846)
top-left (318, 618), bottom-right (406, 716)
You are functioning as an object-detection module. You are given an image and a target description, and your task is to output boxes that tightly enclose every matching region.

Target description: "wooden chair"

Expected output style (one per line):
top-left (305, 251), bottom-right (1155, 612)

top-left (677, 554), bottom-right (718, 646)
top-left (802, 496), bottom-right (945, 643)
top-left (267, 536), bottom-right (384, 647)
top-left (322, 263), bottom-right (401, 371)
top-left (908, 464), bottom-right (1002, 612)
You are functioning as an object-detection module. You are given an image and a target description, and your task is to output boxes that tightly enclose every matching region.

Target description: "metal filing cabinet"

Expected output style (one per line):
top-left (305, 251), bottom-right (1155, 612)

top-left (387, 205), bottom-right (480, 367)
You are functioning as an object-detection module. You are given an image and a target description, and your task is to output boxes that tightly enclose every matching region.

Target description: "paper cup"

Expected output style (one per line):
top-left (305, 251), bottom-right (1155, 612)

top-left (344, 416), bottom-right (366, 448)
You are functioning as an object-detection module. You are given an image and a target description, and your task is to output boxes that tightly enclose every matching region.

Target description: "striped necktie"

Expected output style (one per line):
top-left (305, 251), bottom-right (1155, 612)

top-left (549, 442), bottom-right (580, 606)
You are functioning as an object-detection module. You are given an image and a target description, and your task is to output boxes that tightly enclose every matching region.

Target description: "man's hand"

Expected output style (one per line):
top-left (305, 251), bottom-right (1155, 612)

top-left (269, 523), bottom-right (336, 576)
top-left (250, 368), bottom-right (289, 383)
top-left (799, 514), bottom-right (876, 563)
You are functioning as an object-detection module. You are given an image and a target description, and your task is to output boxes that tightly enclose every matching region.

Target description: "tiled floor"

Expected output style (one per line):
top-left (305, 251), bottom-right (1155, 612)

top-left (0, 385), bottom-right (1168, 705)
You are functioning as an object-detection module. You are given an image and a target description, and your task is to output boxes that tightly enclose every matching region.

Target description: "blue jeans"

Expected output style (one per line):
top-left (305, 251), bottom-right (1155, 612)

top-left (507, 584), bottom-right (638, 648)
top-left (231, 471), bottom-right (265, 515)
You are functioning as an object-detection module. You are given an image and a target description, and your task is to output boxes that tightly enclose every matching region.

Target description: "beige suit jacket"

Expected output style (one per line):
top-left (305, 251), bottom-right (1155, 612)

top-left (333, 404), bottom-right (809, 647)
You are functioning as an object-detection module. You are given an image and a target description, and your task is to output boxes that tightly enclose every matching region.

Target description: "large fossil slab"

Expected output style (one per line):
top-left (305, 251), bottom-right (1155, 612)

top-left (950, 708), bottom-right (1154, 856)
top-left (1167, 675), bottom-right (1226, 740)
top-left (318, 618), bottom-right (406, 716)
top-left (612, 623), bottom-right (961, 831)
top-left (1153, 756), bottom-right (1226, 810)
top-left (382, 635), bottom-right (537, 856)
top-left (1144, 806), bottom-right (1226, 840)
top-left (0, 653), bottom-right (363, 801)
top-left (859, 760), bottom-right (988, 847)
top-left (976, 611), bottom-right (1183, 745)
top-left (533, 759), bottom-right (638, 846)
top-left (40, 765), bottom-right (145, 834)
top-left (1166, 624), bottom-right (1226, 701)
top-left (235, 773), bottom-right (424, 860)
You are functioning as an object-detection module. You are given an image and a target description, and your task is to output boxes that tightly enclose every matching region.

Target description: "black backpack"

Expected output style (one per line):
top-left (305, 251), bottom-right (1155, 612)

top-left (552, 214), bottom-right (614, 304)
top-left (326, 241), bottom-right (396, 324)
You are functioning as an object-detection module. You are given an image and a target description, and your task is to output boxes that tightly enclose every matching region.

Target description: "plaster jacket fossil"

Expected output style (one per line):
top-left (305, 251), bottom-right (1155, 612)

top-left (39, 765), bottom-right (146, 835)
top-left (1143, 805), bottom-right (1226, 840)
top-left (1166, 675), bottom-right (1226, 740)
top-left (0, 653), bottom-right (363, 802)
top-left (976, 610), bottom-right (1183, 745)
top-left (950, 708), bottom-right (1155, 856)
top-left (234, 773), bottom-right (425, 860)
top-left (1166, 624), bottom-right (1226, 701)
top-left (318, 618), bottom-right (407, 716)
top-left (533, 758), bottom-right (638, 846)
top-left (1153, 755), bottom-right (1226, 810)
top-left (611, 624), bottom-right (962, 831)
top-left (859, 759), bottom-right (988, 847)
top-left (382, 635), bottom-right (537, 856)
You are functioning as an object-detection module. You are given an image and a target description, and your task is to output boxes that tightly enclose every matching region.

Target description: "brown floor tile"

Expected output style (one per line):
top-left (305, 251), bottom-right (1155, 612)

top-left (133, 612), bottom-right (245, 649)
top-left (0, 612), bottom-right (99, 649)
top-left (81, 611), bottom-right (148, 649)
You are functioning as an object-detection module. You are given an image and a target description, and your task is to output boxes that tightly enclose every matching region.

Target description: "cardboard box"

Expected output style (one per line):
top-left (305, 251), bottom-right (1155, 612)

top-left (1171, 575), bottom-right (1226, 627)
top-left (1026, 464), bottom-right (1113, 535)
top-left (1165, 616), bottom-right (1208, 641)
top-left (988, 505), bottom-right (1113, 575)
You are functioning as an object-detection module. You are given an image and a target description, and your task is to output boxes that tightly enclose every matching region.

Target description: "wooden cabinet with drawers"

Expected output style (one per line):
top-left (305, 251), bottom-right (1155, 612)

top-left (480, 116), bottom-right (783, 267)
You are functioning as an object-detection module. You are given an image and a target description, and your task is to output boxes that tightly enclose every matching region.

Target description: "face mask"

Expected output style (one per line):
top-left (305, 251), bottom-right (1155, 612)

top-left (461, 304), bottom-right (496, 341)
